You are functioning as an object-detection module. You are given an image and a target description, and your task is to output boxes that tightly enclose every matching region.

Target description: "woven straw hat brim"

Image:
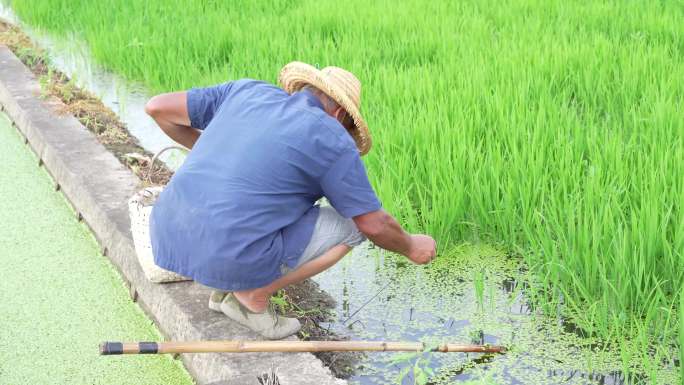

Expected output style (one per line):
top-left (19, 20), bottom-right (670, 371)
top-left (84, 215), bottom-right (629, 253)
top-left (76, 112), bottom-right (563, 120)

top-left (278, 62), bottom-right (371, 156)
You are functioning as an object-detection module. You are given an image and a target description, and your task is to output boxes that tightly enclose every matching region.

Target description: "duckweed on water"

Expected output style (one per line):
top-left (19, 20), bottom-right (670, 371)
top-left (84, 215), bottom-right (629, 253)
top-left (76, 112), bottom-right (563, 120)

top-left (0, 113), bottom-right (192, 384)
top-left (315, 244), bottom-right (679, 384)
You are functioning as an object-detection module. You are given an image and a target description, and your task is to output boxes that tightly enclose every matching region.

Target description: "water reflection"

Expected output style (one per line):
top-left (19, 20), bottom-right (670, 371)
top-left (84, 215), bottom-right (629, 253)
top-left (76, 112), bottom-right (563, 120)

top-left (0, 4), bottom-right (183, 168)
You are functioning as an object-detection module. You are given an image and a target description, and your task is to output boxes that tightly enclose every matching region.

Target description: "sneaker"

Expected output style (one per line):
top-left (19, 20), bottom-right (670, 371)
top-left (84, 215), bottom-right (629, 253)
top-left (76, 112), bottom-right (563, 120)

top-left (220, 293), bottom-right (301, 340)
top-left (208, 290), bottom-right (229, 312)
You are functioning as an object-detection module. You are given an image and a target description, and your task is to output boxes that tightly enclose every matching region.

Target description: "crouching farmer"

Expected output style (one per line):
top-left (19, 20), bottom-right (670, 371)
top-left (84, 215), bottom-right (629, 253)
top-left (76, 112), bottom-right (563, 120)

top-left (145, 62), bottom-right (437, 339)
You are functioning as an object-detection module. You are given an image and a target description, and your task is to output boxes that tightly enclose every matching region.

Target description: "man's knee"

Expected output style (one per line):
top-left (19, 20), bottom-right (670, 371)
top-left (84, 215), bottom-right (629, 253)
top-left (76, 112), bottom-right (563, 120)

top-left (319, 206), bottom-right (366, 248)
top-left (340, 218), bottom-right (366, 248)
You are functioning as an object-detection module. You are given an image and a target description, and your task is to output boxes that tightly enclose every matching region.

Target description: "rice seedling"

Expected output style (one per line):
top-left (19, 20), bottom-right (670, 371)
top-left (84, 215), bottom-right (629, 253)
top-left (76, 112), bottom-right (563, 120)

top-left (473, 270), bottom-right (485, 313)
top-left (680, 286), bottom-right (683, 381)
top-left (5, 0), bottom-right (683, 380)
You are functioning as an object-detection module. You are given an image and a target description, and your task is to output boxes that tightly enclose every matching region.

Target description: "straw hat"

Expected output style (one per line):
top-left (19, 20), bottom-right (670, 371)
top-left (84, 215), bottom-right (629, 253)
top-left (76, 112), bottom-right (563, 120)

top-left (278, 61), bottom-right (372, 156)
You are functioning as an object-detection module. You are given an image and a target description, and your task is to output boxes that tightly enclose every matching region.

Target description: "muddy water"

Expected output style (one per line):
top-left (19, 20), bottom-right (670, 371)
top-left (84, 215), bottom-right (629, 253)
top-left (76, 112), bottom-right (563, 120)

top-left (317, 244), bottom-right (677, 384)
top-left (1, 6), bottom-right (679, 384)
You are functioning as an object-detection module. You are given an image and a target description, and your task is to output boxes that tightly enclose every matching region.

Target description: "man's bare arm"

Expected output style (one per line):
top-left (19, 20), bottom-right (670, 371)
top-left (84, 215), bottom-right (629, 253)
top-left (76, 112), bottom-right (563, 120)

top-left (353, 209), bottom-right (436, 264)
top-left (145, 92), bottom-right (201, 149)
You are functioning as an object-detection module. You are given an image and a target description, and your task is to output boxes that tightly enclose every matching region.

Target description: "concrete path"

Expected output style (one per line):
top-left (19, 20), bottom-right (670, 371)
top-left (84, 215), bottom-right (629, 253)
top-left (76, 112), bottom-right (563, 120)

top-left (0, 112), bottom-right (193, 384)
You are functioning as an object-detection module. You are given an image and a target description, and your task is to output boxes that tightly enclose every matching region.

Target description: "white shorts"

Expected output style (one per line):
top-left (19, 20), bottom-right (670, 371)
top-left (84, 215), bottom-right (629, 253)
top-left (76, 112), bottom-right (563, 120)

top-left (289, 205), bottom-right (366, 269)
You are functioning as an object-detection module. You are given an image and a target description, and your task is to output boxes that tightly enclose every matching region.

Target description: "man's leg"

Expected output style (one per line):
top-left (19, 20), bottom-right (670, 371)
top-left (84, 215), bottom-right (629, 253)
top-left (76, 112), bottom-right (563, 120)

top-left (235, 206), bottom-right (365, 313)
top-left (234, 244), bottom-right (351, 312)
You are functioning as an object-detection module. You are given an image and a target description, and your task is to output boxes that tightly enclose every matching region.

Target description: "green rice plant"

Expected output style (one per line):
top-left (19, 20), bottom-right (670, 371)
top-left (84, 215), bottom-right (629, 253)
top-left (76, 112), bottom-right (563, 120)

top-left (393, 354), bottom-right (433, 385)
top-left (270, 290), bottom-right (289, 314)
top-left (5, 0), bottom-right (683, 379)
top-left (680, 286), bottom-right (683, 381)
top-left (473, 270), bottom-right (485, 313)
top-left (390, 343), bottom-right (437, 385)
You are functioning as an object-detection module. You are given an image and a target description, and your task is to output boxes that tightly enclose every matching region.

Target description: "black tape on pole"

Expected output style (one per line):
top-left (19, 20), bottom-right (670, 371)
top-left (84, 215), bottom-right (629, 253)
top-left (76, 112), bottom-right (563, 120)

top-left (138, 342), bottom-right (159, 354)
top-left (99, 342), bottom-right (124, 355)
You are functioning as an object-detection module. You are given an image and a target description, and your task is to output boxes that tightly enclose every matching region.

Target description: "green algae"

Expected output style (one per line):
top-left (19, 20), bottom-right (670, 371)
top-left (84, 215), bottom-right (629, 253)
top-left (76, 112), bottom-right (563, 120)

top-left (315, 244), bottom-right (680, 384)
top-left (0, 112), bottom-right (193, 384)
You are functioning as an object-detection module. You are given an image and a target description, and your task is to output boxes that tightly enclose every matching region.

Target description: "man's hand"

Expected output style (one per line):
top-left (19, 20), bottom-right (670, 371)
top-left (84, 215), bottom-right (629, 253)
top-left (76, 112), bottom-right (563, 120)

top-left (407, 234), bottom-right (437, 264)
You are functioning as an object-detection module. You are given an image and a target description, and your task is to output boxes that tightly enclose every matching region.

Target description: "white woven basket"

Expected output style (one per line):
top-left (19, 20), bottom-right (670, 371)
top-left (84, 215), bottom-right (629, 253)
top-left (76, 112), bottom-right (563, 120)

top-left (128, 146), bottom-right (190, 283)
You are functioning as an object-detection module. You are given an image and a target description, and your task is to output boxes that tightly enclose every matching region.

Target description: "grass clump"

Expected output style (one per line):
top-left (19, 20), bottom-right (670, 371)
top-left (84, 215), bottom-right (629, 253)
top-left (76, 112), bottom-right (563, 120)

top-left (5, 0), bottom-right (683, 381)
top-left (680, 286), bottom-right (684, 381)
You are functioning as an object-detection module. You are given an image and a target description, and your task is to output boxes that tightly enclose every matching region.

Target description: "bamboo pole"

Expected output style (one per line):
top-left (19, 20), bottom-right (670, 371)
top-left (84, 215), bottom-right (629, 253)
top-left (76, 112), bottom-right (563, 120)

top-left (99, 340), bottom-right (506, 355)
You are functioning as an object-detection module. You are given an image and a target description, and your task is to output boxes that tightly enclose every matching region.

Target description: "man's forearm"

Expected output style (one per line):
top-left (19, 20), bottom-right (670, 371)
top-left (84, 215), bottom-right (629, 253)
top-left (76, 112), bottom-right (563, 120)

top-left (364, 213), bottom-right (412, 257)
top-left (355, 209), bottom-right (436, 264)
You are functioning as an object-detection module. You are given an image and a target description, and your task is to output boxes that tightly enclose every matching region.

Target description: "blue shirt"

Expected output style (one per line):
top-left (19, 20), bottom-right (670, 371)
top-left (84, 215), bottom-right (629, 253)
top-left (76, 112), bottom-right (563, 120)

top-left (150, 79), bottom-right (381, 291)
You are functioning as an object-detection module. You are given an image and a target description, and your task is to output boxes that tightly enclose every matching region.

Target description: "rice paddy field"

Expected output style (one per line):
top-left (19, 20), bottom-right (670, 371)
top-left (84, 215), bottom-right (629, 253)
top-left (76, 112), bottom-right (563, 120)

top-left (3, 0), bottom-right (683, 383)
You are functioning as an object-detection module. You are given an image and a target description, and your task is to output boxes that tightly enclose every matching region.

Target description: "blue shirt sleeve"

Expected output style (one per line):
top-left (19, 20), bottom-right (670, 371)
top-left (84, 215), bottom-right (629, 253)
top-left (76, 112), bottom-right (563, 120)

top-left (186, 82), bottom-right (234, 129)
top-left (320, 149), bottom-right (382, 218)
